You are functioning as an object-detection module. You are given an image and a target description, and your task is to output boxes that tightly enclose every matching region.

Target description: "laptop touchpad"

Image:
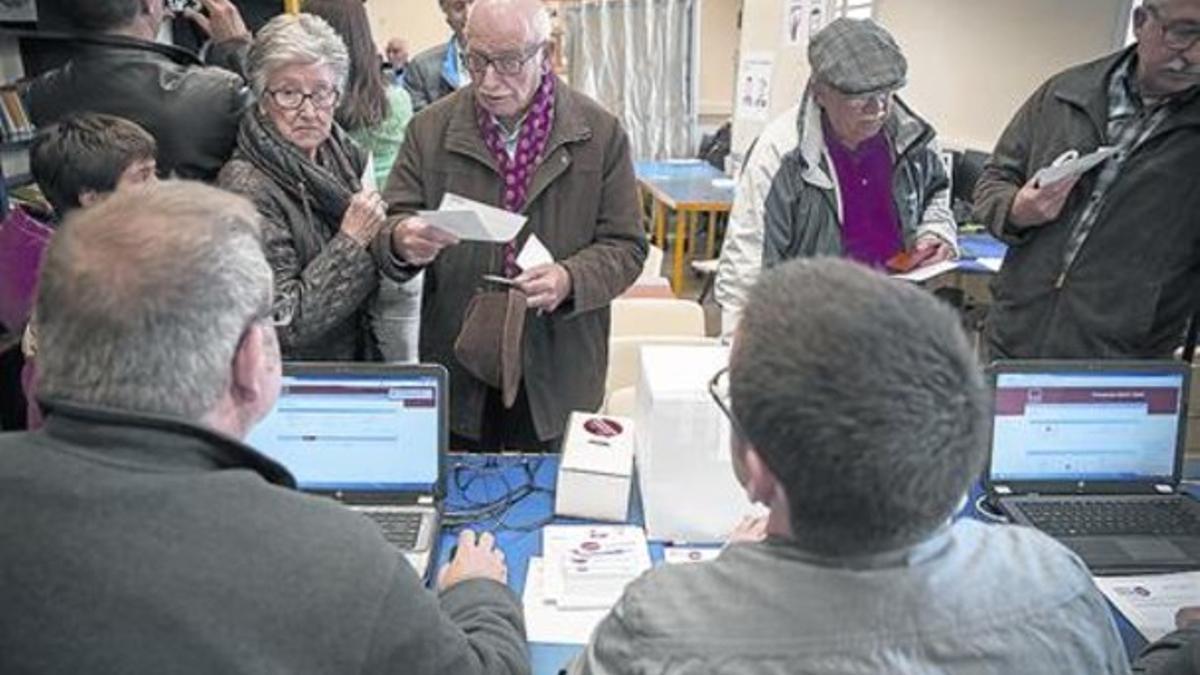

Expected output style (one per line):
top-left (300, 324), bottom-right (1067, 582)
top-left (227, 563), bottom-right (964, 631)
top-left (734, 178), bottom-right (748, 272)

top-left (1117, 538), bottom-right (1188, 562)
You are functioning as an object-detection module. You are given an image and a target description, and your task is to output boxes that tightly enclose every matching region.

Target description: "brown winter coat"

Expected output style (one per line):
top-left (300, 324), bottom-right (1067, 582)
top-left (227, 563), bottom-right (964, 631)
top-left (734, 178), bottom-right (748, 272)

top-left (383, 80), bottom-right (647, 441)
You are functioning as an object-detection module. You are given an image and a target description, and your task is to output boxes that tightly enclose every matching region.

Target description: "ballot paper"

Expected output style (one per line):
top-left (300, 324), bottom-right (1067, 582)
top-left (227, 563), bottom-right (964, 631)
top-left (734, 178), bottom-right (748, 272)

top-left (890, 259), bottom-right (960, 283)
top-left (522, 557), bottom-right (610, 645)
top-left (975, 257), bottom-right (1004, 273)
top-left (542, 524), bottom-right (652, 610)
top-left (517, 234), bottom-right (555, 270)
top-left (663, 546), bottom-right (721, 565)
top-left (1094, 572), bottom-right (1200, 642)
top-left (417, 192), bottom-right (526, 242)
top-left (1033, 147), bottom-right (1118, 187)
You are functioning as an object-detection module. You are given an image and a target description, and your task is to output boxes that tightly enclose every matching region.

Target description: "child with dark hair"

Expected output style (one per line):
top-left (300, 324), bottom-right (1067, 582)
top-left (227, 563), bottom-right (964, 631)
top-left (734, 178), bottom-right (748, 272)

top-left (31, 112), bottom-right (159, 218)
top-left (22, 112), bottom-right (160, 429)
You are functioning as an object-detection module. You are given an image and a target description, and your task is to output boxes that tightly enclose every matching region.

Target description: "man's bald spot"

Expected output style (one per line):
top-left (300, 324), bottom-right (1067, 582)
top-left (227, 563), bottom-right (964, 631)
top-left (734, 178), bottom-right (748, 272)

top-left (466, 0), bottom-right (550, 47)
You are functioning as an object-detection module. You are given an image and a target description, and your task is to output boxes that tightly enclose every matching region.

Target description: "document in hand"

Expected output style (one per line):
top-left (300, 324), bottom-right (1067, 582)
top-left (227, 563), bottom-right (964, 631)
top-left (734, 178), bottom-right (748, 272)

top-left (1033, 147), bottom-right (1118, 188)
top-left (417, 192), bottom-right (527, 242)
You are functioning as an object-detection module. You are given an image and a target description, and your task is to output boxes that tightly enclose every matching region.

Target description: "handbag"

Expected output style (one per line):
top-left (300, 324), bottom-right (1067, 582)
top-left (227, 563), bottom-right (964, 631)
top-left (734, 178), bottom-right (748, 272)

top-left (453, 288), bottom-right (527, 408)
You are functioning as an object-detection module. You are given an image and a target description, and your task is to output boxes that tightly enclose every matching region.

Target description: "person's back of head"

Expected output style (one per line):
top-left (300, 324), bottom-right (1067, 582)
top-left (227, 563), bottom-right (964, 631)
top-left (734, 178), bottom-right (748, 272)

top-left (730, 257), bottom-right (987, 558)
top-left (30, 112), bottom-right (158, 217)
top-left (35, 181), bottom-right (277, 428)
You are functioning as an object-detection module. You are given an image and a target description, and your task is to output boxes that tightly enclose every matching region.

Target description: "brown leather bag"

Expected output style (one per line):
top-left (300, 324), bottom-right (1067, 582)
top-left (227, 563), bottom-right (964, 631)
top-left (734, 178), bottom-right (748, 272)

top-left (453, 288), bottom-right (527, 408)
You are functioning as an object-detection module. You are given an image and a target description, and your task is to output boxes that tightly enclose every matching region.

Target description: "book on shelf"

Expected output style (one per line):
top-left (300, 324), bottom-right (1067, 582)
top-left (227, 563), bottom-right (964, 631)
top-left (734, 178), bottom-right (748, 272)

top-left (0, 85), bottom-right (34, 144)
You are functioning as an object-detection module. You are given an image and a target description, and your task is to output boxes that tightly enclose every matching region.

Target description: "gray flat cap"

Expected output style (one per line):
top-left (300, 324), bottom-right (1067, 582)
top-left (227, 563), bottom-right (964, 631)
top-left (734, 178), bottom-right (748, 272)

top-left (808, 17), bottom-right (907, 95)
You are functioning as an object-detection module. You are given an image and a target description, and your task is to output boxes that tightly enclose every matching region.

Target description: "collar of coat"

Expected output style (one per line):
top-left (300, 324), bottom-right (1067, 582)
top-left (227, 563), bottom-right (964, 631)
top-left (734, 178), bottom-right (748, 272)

top-left (442, 77), bottom-right (593, 177)
top-left (36, 398), bottom-right (296, 489)
top-left (793, 81), bottom-right (936, 191)
top-left (1052, 46), bottom-right (1200, 140)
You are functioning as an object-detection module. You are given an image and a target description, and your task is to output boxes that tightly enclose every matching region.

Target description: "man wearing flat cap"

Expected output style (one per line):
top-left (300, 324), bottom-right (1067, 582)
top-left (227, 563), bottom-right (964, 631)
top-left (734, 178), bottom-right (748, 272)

top-left (716, 18), bottom-right (957, 337)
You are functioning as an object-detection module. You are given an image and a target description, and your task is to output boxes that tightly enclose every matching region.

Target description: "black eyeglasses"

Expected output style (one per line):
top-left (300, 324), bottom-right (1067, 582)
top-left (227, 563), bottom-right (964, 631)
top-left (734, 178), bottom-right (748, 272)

top-left (464, 43), bottom-right (544, 77)
top-left (265, 87), bottom-right (340, 111)
top-left (1145, 4), bottom-right (1200, 52)
top-left (708, 366), bottom-right (747, 440)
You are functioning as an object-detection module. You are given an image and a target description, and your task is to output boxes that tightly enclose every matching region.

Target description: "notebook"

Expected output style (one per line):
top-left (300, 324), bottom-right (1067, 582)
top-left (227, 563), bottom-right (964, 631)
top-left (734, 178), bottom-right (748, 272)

top-left (984, 360), bottom-right (1200, 575)
top-left (247, 362), bottom-right (447, 580)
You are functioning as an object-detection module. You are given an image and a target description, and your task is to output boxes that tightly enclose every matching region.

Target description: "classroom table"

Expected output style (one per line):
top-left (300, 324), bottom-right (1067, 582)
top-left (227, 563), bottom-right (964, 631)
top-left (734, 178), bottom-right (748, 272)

top-left (440, 453), bottom-right (1199, 675)
top-left (634, 160), bottom-right (735, 294)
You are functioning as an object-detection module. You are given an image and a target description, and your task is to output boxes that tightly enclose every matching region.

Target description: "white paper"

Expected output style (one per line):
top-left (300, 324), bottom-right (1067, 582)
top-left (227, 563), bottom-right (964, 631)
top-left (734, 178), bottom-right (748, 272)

top-left (517, 234), bottom-right (554, 270)
top-left (542, 525), bottom-right (651, 610)
top-left (891, 260), bottom-right (960, 283)
top-left (976, 257), bottom-right (1004, 272)
top-left (1033, 147), bottom-right (1118, 187)
top-left (523, 557), bottom-right (610, 645)
top-left (663, 546), bottom-right (721, 565)
top-left (1094, 572), bottom-right (1200, 642)
top-left (417, 192), bottom-right (526, 242)
top-left (736, 54), bottom-right (774, 122)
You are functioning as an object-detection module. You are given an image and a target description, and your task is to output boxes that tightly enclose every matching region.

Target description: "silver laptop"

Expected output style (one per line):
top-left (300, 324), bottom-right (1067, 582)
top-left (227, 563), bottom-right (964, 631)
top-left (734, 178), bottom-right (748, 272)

top-left (247, 362), bottom-right (448, 579)
top-left (985, 360), bottom-right (1200, 575)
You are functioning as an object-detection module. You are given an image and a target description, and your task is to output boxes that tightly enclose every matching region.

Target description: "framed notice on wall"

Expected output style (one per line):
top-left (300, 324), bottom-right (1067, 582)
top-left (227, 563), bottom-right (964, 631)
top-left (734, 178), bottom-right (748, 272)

top-left (735, 53), bottom-right (774, 122)
top-left (0, 0), bottom-right (37, 23)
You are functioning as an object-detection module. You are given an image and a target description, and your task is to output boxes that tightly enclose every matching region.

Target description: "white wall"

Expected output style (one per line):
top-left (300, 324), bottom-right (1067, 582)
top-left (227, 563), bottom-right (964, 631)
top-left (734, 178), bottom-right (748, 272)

top-left (874, 0), bottom-right (1129, 151)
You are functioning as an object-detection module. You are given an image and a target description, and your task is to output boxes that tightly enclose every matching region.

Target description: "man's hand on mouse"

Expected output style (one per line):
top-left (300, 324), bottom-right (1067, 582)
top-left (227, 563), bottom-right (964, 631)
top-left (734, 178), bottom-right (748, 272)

top-left (437, 529), bottom-right (507, 590)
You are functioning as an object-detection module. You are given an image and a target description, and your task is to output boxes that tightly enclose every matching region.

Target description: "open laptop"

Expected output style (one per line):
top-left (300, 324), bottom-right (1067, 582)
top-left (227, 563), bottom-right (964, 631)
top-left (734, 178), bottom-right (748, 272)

top-left (985, 360), bottom-right (1200, 575)
top-left (246, 362), bottom-right (448, 580)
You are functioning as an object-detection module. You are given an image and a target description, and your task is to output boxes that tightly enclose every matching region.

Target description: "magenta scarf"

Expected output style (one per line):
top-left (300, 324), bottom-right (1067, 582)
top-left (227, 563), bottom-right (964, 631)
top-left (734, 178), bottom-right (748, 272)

top-left (476, 71), bottom-right (556, 276)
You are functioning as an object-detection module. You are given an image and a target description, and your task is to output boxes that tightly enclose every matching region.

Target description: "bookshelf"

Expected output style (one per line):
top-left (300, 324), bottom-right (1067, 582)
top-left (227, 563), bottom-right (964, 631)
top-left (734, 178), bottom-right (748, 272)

top-left (0, 29), bottom-right (30, 216)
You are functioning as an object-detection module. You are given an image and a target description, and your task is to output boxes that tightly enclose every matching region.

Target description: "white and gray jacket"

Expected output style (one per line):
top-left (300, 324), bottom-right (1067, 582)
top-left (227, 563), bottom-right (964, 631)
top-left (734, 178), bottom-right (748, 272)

top-left (569, 519), bottom-right (1129, 675)
top-left (715, 89), bottom-right (957, 337)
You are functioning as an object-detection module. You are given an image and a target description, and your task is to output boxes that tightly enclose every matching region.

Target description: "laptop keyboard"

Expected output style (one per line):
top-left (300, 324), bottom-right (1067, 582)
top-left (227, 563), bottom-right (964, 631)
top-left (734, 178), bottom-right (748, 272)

top-left (362, 510), bottom-right (424, 550)
top-left (1019, 499), bottom-right (1200, 537)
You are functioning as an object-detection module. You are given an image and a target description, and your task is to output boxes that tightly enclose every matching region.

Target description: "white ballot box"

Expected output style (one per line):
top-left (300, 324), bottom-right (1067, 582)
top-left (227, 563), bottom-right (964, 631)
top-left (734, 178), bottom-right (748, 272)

top-left (555, 413), bottom-right (636, 522)
top-left (635, 345), bottom-right (759, 542)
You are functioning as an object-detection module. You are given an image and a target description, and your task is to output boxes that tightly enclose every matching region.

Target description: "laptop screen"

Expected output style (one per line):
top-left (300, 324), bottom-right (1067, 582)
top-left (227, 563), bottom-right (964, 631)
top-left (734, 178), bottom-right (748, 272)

top-left (246, 370), bottom-right (442, 491)
top-left (990, 369), bottom-right (1185, 483)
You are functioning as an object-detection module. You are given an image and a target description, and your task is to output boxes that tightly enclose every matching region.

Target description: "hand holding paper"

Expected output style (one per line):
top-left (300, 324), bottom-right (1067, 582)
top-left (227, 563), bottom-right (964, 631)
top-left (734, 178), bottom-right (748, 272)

top-left (392, 215), bottom-right (461, 265)
top-left (417, 192), bottom-right (527, 243)
top-left (1033, 147), bottom-right (1117, 188)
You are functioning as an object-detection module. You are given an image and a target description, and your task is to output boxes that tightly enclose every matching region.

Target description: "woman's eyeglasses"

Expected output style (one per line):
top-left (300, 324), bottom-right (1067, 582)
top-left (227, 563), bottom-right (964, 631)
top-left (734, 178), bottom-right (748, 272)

top-left (265, 87), bottom-right (340, 111)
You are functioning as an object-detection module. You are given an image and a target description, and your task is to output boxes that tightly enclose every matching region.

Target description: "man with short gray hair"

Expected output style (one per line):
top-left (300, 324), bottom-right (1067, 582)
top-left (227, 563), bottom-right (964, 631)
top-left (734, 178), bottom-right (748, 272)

top-left (571, 258), bottom-right (1129, 674)
top-left (0, 182), bottom-right (530, 675)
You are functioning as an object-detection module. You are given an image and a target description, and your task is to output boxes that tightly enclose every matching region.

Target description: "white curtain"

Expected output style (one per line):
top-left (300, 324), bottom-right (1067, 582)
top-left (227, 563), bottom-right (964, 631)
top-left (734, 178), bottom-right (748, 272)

top-left (564, 0), bottom-right (697, 160)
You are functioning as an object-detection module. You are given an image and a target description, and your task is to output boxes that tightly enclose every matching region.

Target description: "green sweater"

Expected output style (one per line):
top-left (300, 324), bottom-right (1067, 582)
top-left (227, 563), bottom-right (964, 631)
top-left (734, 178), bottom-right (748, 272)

top-left (349, 86), bottom-right (414, 187)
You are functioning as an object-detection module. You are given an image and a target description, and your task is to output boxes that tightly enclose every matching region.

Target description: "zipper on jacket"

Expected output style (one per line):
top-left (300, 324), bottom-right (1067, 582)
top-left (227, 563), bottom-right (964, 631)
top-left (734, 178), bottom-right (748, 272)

top-left (1054, 270), bottom-right (1067, 289)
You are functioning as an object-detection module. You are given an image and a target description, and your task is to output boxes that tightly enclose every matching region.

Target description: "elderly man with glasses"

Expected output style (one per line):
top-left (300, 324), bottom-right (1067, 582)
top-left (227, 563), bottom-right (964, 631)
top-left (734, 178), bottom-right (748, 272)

top-left (383, 0), bottom-right (646, 452)
top-left (571, 258), bottom-right (1129, 675)
top-left (715, 18), bottom-right (957, 338)
top-left (975, 0), bottom-right (1200, 360)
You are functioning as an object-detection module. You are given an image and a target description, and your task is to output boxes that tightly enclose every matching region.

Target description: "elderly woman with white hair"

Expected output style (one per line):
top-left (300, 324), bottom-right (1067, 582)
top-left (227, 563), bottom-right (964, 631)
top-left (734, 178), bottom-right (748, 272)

top-left (218, 13), bottom-right (411, 361)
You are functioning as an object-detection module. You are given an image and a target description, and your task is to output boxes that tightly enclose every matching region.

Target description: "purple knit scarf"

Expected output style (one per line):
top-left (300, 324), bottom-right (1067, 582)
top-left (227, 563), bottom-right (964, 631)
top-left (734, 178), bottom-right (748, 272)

top-left (476, 71), bottom-right (557, 276)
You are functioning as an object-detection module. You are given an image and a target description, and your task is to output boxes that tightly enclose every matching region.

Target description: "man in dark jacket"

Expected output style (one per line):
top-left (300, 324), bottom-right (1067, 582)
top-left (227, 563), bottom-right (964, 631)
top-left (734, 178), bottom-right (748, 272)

top-left (404, 0), bottom-right (474, 113)
top-left (0, 182), bottom-right (530, 675)
top-left (973, 0), bottom-right (1200, 359)
top-left (386, 0), bottom-right (646, 451)
top-left (27, 0), bottom-right (253, 181)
